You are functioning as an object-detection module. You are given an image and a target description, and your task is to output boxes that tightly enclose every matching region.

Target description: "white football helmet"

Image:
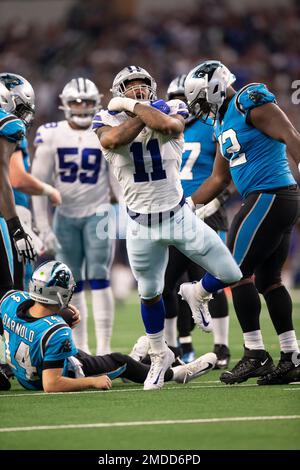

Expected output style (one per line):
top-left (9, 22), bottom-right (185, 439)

top-left (166, 74), bottom-right (187, 101)
top-left (29, 261), bottom-right (76, 308)
top-left (0, 73), bottom-right (35, 126)
top-left (59, 77), bottom-right (102, 127)
top-left (185, 61), bottom-right (236, 120)
top-left (111, 66), bottom-right (157, 101)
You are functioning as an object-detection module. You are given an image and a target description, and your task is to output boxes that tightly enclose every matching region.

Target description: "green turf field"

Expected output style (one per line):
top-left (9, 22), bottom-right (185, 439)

top-left (0, 290), bottom-right (299, 450)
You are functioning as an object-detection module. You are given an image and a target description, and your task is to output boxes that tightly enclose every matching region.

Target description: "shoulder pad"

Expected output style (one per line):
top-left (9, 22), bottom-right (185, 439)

top-left (34, 122), bottom-right (58, 146)
top-left (92, 109), bottom-right (119, 132)
top-left (236, 83), bottom-right (276, 113)
top-left (0, 111), bottom-right (25, 142)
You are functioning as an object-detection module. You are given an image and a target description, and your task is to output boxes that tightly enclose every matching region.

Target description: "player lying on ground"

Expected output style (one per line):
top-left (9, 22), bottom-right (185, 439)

top-left (0, 261), bottom-right (217, 392)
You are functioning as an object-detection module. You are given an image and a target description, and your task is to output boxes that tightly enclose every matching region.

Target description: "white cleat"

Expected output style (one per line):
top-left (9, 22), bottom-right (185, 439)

top-left (129, 335), bottom-right (150, 362)
top-left (144, 348), bottom-right (175, 391)
top-left (173, 352), bottom-right (217, 384)
top-left (178, 282), bottom-right (212, 332)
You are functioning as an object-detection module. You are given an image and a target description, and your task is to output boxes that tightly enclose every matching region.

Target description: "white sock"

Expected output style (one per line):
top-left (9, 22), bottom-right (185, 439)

top-left (147, 330), bottom-right (166, 354)
top-left (279, 330), bottom-right (299, 353)
top-left (212, 316), bottom-right (229, 347)
top-left (92, 286), bottom-right (115, 355)
top-left (179, 335), bottom-right (192, 345)
top-left (197, 280), bottom-right (211, 298)
top-left (164, 318), bottom-right (177, 347)
top-left (71, 291), bottom-right (90, 354)
top-left (243, 330), bottom-right (265, 350)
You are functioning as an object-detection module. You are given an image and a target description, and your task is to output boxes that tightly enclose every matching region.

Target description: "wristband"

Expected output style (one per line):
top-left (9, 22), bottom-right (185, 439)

top-left (42, 183), bottom-right (55, 197)
top-left (6, 216), bottom-right (22, 234)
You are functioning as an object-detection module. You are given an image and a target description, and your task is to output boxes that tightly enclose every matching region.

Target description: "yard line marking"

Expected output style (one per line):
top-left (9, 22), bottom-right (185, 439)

top-left (284, 388), bottom-right (300, 390)
top-left (0, 383), bottom-right (260, 398)
top-left (0, 415), bottom-right (299, 433)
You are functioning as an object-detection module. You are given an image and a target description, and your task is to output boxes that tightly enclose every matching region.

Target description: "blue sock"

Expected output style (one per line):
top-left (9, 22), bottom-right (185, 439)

top-left (202, 273), bottom-right (228, 294)
top-left (141, 298), bottom-right (165, 334)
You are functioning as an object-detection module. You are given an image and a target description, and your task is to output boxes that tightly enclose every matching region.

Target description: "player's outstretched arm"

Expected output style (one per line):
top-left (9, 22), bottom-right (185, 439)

top-left (9, 150), bottom-right (61, 205)
top-left (42, 368), bottom-right (112, 393)
top-left (249, 102), bottom-right (300, 167)
top-left (0, 138), bottom-right (19, 220)
top-left (191, 145), bottom-right (232, 207)
top-left (96, 119), bottom-right (145, 150)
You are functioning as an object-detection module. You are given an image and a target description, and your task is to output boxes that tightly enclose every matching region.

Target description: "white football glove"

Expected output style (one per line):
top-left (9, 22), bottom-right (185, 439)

top-left (108, 97), bottom-right (138, 114)
top-left (41, 230), bottom-right (61, 255)
top-left (195, 197), bottom-right (221, 220)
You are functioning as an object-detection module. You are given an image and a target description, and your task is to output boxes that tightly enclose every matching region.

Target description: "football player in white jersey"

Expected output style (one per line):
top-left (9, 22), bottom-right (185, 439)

top-left (32, 78), bottom-right (115, 356)
top-left (93, 66), bottom-right (242, 390)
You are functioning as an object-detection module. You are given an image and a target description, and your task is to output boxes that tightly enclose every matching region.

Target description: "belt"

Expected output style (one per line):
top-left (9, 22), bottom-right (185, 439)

top-left (127, 196), bottom-right (185, 226)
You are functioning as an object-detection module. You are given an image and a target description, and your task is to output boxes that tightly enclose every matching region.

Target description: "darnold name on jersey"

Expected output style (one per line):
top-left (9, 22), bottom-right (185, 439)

top-left (2, 313), bottom-right (35, 342)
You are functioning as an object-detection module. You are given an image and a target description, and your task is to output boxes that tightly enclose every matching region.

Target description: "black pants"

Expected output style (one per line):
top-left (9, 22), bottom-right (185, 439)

top-left (0, 218), bottom-right (14, 300)
top-left (227, 187), bottom-right (300, 292)
top-left (75, 350), bottom-right (173, 383)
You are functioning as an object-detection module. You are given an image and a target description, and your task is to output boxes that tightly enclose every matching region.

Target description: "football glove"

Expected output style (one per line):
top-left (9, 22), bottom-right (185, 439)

top-left (195, 189), bottom-right (231, 220)
top-left (7, 217), bottom-right (37, 263)
top-left (150, 99), bottom-right (170, 115)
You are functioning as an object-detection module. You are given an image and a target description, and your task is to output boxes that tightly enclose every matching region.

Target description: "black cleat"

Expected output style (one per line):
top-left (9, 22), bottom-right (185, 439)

top-left (213, 344), bottom-right (230, 369)
top-left (0, 368), bottom-right (11, 391)
top-left (257, 351), bottom-right (300, 385)
top-left (220, 348), bottom-right (275, 384)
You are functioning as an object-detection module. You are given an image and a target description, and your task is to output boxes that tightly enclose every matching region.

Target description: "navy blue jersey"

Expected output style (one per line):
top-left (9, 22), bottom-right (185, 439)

top-left (215, 83), bottom-right (296, 198)
top-left (180, 118), bottom-right (215, 197)
top-left (13, 136), bottom-right (30, 208)
top-left (0, 291), bottom-right (77, 390)
top-left (0, 108), bottom-right (25, 143)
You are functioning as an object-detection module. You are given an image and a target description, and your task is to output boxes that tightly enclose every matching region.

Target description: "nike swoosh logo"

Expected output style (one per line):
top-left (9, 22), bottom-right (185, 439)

top-left (153, 369), bottom-right (163, 385)
top-left (260, 358), bottom-right (268, 366)
top-left (200, 312), bottom-right (209, 327)
top-left (61, 332), bottom-right (69, 336)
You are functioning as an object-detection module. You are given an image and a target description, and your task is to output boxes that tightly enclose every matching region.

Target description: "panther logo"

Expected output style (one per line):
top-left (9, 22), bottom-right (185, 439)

top-left (0, 75), bottom-right (23, 90)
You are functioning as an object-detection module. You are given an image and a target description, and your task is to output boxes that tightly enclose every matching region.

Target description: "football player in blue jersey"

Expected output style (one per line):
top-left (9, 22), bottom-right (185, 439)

top-left (9, 134), bottom-right (61, 291)
top-left (0, 261), bottom-right (217, 392)
top-left (0, 73), bottom-right (37, 301)
top-left (184, 60), bottom-right (300, 385)
top-left (163, 74), bottom-right (231, 367)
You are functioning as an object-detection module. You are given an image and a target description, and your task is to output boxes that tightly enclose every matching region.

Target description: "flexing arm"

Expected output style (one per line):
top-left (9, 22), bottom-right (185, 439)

top-left (133, 102), bottom-right (185, 136)
top-left (191, 145), bottom-right (232, 206)
top-left (0, 137), bottom-right (18, 220)
top-left (9, 150), bottom-right (61, 204)
top-left (95, 117), bottom-right (145, 150)
top-left (249, 103), bottom-right (300, 166)
top-left (42, 367), bottom-right (112, 393)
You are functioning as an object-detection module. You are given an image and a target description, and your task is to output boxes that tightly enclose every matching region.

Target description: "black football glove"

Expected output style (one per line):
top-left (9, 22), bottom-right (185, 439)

top-left (7, 217), bottom-right (37, 263)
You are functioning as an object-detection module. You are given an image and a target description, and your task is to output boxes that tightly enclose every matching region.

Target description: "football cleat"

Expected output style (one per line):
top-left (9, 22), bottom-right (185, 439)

top-left (173, 352), bottom-right (217, 384)
top-left (178, 282), bottom-right (212, 332)
top-left (220, 348), bottom-right (275, 384)
top-left (129, 335), bottom-right (150, 362)
top-left (213, 344), bottom-right (230, 369)
top-left (144, 348), bottom-right (175, 391)
top-left (257, 351), bottom-right (300, 385)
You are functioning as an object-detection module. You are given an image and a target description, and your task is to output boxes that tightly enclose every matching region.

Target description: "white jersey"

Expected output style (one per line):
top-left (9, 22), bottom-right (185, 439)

top-left (33, 120), bottom-right (110, 217)
top-left (93, 100), bottom-right (186, 214)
